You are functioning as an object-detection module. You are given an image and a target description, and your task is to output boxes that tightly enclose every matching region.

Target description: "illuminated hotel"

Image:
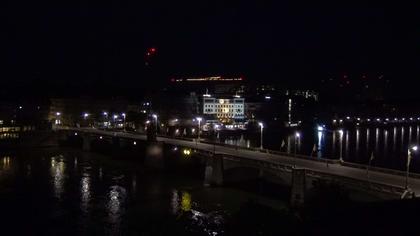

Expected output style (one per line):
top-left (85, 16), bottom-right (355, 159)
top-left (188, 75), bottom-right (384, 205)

top-left (202, 94), bottom-right (245, 123)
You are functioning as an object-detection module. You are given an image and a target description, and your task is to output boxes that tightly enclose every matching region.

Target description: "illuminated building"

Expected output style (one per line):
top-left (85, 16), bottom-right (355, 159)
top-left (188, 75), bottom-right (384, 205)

top-left (202, 95), bottom-right (245, 123)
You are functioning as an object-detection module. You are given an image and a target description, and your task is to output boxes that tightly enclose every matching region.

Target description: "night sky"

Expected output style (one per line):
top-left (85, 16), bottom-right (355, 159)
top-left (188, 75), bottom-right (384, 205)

top-left (1, 1), bottom-right (419, 96)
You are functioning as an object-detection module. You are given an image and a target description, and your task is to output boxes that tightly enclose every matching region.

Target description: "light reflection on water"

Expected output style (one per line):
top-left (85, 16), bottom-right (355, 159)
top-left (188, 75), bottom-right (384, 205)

top-left (222, 125), bottom-right (420, 172)
top-left (51, 155), bottom-right (65, 200)
top-left (0, 150), bottom-right (284, 235)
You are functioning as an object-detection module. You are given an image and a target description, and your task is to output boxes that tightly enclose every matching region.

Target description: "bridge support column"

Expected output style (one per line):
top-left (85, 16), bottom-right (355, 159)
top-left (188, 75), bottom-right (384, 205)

top-left (204, 154), bottom-right (224, 187)
top-left (144, 141), bottom-right (164, 170)
top-left (82, 134), bottom-right (92, 151)
top-left (290, 168), bottom-right (306, 208)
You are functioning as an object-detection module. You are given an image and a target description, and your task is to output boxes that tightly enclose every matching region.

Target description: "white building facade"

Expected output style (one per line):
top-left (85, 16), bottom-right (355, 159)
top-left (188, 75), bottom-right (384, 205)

top-left (202, 96), bottom-right (245, 123)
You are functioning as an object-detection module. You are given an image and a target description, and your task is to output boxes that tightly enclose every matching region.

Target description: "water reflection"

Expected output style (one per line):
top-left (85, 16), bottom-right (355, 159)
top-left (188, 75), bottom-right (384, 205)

top-left (393, 127), bottom-right (397, 151)
top-left (2, 156), bottom-right (11, 171)
top-left (106, 185), bottom-right (127, 234)
top-left (417, 126), bottom-right (420, 143)
top-left (216, 124), bottom-right (420, 170)
top-left (317, 130), bottom-right (323, 158)
top-left (384, 130), bottom-right (388, 158)
top-left (80, 175), bottom-right (91, 214)
top-left (181, 191), bottom-right (192, 212)
top-left (345, 131), bottom-right (349, 159)
top-left (401, 127), bottom-right (405, 151)
top-left (356, 129), bottom-right (360, 157)
top-left (171, 190), bottom-right (180, 215)
top-left (409, 126), bottom-right (413, 145)
top-left (50, 155), bottom-right (65, 200)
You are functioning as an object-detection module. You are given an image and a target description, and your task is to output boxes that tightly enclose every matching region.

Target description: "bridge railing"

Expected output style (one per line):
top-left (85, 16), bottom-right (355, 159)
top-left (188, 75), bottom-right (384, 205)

top-left (342, 161), bottom-right (420, 180)
top-left (60, 127), bottom-right (420, 181)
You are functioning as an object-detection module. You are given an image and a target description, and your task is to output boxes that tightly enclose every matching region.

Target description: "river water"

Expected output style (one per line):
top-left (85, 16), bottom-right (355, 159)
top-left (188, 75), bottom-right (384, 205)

top-left (221, 124), bottom-right (420, 173)
top-left (0, 148), bottom-right (290, 235)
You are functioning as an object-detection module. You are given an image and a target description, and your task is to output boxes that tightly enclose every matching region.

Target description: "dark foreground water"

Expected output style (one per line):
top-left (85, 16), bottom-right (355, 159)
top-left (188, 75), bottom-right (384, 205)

top-left (0, 148), bottom-right (294, 235)
top-left (3, 148), bottom-right (420, 235)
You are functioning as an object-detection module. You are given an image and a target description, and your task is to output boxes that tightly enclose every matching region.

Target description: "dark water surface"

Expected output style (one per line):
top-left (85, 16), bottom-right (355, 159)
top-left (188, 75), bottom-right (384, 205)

top-left (0, 148), bottom-right (291, 235)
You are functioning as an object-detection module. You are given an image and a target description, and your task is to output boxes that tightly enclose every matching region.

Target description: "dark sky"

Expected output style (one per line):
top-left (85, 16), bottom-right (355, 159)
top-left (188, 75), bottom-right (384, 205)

top-left (1, 1), bottom-right (419, 95)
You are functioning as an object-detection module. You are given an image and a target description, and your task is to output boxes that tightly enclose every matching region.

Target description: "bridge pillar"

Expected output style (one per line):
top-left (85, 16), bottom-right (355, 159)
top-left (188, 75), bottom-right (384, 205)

top-left (290, 168), bottom-right (306, 208)
top-left (144, 141), bottom-right (164, 169)
top-left (204, 154), bottom-right (224, 187)
top-left (82, 134), bottom-right (92, 151)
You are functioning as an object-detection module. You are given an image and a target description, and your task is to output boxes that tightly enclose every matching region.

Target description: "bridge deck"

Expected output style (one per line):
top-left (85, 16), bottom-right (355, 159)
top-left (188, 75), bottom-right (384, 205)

top-left (59, 127), bottom-right (420, 196)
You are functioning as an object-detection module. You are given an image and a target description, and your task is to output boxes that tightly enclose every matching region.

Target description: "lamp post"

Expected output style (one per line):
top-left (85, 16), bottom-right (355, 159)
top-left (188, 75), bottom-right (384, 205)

top-left (196, 117), bottom-right (202, 143)
top-left (103, 112), bottom-right (108, 128)
top-left (83, 113), bottom-right (89, 127)
top-left (55, 112), bottom-right (61, 126)
top-left (152, 114), bottom-right (158, 135)
top-left (406, 145), bottom-right (418, 190)
top-left (122, 113), bottom-right (126, 131)
top-left (258, 122), bottom-right (264, 150)
top-left (294, 132), bottom-right (300, 157)
top-left (113, 114), bottom-right (118, 129)
top-left (293, 131), bottom-right (300, 168)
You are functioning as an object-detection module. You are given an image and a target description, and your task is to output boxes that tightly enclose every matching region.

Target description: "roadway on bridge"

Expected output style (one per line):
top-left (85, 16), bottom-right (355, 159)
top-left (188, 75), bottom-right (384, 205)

top-left (63, 127), bottom-right (420, 195)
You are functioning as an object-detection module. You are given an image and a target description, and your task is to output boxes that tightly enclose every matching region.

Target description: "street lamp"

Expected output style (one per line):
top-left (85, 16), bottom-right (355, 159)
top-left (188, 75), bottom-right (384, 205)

top-left (339, 129), bottom-right (344, 162)
top-left (196, 117), bottom-right (202, 142)
top-left (295, 132), bottom-right (300, 156)
top-left (406, 145), bottom-right (418, 189)
top-left (83, 113), bottom-right (90, 127)
top-left (113, 114), bottom-right (118, 128)
top-left (55, 112), bottom-right (61, 125)
top-left (152, 114), bottom-right (158, 135)
top-left (122, 113), bottom-right (126, 131)
top-left (258, 122), bottom-right (264, 150)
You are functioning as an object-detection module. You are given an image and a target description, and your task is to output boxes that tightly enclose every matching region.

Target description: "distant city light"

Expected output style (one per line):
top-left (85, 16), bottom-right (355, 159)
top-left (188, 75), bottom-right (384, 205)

top-left (133, 141), bottom-right (137, 145)
top-left (295, 132), bottom-right (300, 138)
top-left (19, 106), bottom-right (22, 109)
top-left (103, 112), bottom-right (108, 116)
top-left (412, 146), bottom-right (418, 151)
top-left (317, 126), bottom-right (324, 131)
top-left (83, 113), bottom-right (89, 118)
top-left (346, 116), bottom-right (350, 120)
top-left (338, 130), bottom-right (344, 136)
top-left (265, 96), bottom-right (271, 100)
top-left (56, 112), bottom-right (61, 116)
top-left (258, 122), bottom-right (264, 128)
